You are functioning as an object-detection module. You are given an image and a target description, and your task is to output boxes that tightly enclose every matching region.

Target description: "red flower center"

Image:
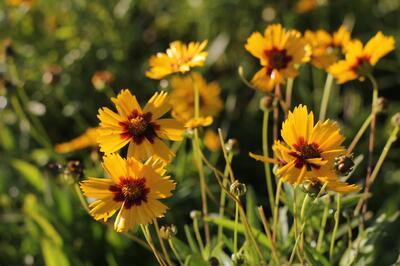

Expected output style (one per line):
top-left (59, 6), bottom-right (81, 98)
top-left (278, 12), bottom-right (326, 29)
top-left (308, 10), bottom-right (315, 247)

top-left (120, 110), bottom-right (160, 144)
top-left (264, 48), bottom-right (293, 75)
top-left (350, 55), bottom-right (372, 75)
top-left (109, 177), bottom-right (150, 208)
top-left (289, 137), bottom-right (322, 170)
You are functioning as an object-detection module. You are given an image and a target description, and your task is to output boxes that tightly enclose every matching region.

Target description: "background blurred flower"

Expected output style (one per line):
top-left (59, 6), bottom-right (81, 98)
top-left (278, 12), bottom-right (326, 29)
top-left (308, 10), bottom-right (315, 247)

top-left (55, 127), bottom-right (98, 153)
top-left (91, 70), bottom-right (114, 91)
top-left (146, 40), bottom-right (208, 80)
top-left (204, 129), bottom-right (221, 152)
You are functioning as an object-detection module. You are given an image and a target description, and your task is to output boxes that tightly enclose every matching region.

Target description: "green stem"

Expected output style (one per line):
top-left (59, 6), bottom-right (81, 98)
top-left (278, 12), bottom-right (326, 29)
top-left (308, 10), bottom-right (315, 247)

top-left (285, 78), bottom-right (294, 113)
top-left (319, 73), bottom-right (334, 121)
top-left (74, 183), bottom-right (90, 213)
top-left (168, 238), bottom-right (184, 266)
top-left (262, 110), bottom-right (275, 216)
top-left (272, 179), bottom-right (283, 242)
top-left (316, 196), bottom-right (330, 252)
top-left (329, 194), bottom-right (341, 263)
top-left (300, 194), bottom-right (311, 255)
top-left (141, 225), bottom-right (167, 266)
top-left (153, 220), bottom-right (174, 266)
top-left (346, 113), bottom-right (373, 155)
top-left (193, 215), bottom-right (205, 254)
top-left (233, 200), bottom-right (239, 254)
top-left (217, 152), bottom-right (233, 243)
top-left (257, 206), bottom-right (280, 265)
top-left (292, 186), bottom-right (304, 265)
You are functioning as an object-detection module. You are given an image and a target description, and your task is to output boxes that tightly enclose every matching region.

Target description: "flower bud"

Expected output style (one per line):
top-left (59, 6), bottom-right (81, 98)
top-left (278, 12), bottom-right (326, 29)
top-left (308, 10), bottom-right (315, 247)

top-left (190, 210), bottom-right (201, 220)
top-left (300, 180), bottom-right (323, 198)
top-left (391, 113), bottom-right (400, 127)
top-left (375, 97), bottom-right (388, 113)
top-left (230, 180), bottom-right (247, 198)
top-left (225, 139), bottom-right (239, 155)
top-left (334, 154), bottom-right (355, 176)
top-left (259, 95), bottom-right (274, 112)
top-left (159, 225), bottom-right (177, 239)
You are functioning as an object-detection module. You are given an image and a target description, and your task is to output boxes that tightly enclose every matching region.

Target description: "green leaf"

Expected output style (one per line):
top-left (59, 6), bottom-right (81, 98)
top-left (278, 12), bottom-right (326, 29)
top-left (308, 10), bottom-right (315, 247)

top-left (11, 159), bottom-right (45, 192)
top-left (246, 186), bottom-right (259, 229)
top-left (304, 244), bottom-right (330, 266)
top-left (41, 237), bottom-right (70, 266)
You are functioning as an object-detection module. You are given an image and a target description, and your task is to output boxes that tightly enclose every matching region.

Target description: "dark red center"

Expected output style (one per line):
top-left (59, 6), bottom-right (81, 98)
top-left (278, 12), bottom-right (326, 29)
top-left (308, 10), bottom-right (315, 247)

top-left (264, 48), bottom-right (293, 75)
top-left (119, 110), bottom-right (160, 144)
top-left (289, 137), bottom-right (322, 170)
top-left (109, 177), bottom-right (150, 209)
top-left (350, 55), bottom-right (371, 75)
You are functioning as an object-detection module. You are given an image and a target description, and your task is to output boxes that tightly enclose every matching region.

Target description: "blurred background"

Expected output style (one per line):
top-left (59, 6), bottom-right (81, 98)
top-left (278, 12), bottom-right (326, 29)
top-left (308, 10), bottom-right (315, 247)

top-left (0, 0), bottom-right (399, 265)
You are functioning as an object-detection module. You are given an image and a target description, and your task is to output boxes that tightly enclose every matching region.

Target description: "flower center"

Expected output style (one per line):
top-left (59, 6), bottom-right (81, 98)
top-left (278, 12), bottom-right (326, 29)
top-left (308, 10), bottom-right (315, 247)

top-left (119, 111), bottom-right (160, 144)
top-left (109, 177), bottom-right (150, 209)
top-left (264, 48), bottom-right (293, 72)
top-left (289, 138), bottom-right (322, 170)
top-left (351, 56), bottom-right (372, 77)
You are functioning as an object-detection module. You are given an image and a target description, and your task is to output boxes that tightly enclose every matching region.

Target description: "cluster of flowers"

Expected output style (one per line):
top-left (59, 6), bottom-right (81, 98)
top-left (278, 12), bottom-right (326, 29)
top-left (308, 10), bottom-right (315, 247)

top-left (56, 23), bottom-right (395, 235)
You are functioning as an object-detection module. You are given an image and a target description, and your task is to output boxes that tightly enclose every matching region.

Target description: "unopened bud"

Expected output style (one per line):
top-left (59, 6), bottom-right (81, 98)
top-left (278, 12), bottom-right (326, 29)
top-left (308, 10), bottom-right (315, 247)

top-left (259, 95), bottom-right (274, 112)
top-left (375, 97), bottom-right (388, 113)
top-left (334, 154), bottom-right (355, 176)
top-left (225, 139), bottom-right (239, 154)
top-left (300, 180), bottom-right (323, 198)
top-left (190, 210), bottom-right (201, 220)
top-left (231, 253), bottom-right (245, 265)
top-left (391, 113), bottom-right (400, 127)
top-left (230, 180), bottom-right (247, 198)
top-left (159, 225), bottom-right (177, 239)
top-left (208, 257), bottom-right (220, 266)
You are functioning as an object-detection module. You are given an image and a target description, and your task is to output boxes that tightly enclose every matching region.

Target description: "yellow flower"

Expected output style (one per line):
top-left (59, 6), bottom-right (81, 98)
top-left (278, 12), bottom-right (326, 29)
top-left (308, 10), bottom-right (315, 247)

top-left (295, 0), bottom-right (318, 13)
top-left (304, 26), bottom-right (351, 69)
top-left (146, 40), bottom-right (208, 80)
top-left (204, 129), bottom-right (221, 152)
top-left (169, 72), bottom-right (223, 123)
top-left (185, 116), bottom-right (213, 129)
top-left (328, 32), bottom-right (395, 84)
top-left (245, 24), bottom-right (311, 92)
top-left (250, 105), bottom-right (359, 193)
top-left (80, 154), bottom-right (175, 232)
top-left (55, 128), bottom-right (98, 153)
top-left (97, 89), bottom-right (185, 162)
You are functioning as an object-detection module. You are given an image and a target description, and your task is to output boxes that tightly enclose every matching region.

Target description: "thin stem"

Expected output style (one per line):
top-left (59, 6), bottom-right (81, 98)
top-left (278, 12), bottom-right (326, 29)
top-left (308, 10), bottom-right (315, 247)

top-left (329, 194), bottom-right (341, 263)
top-left (153, 220), bottom-right (173, 266)
top-left (257, 207), bottom-right (280, 265)
top-left (292, 186), bottom-right (304, 265)
top-left (316, 196), bottom-right (330, 252)
top-left (319, 73), bottom-right (334, 121)
top-left (74, 183), bottom-right (90, 213)
top-left (346, 114), bottom-right (373, 155)
top-left (238, 66), bottom-right (273, 95)
top-left (272, 179), bottom-right (283, 242)
top-left (192, 215), bottom-right (205, 253)
top-left (141, 225), bottom-right (167, 266)
top-left (285, 78), bottom-right (294, 113)
top-left (233, 200), bottom-right (239, 254)
top-left (262, 110), bottom-right (275, 216)
top-left (217, 153), bottom-right (233, 243)
top-left (218, 129), bottom-right (235, 182)
top-left (300, 194), bottom-right (311, 255)
top-left (191, 73), bottom-right (210, 245)
top-left (273, 84), bottom-right (281, 141)
top-left (168, 238), bottom-right (184, 266)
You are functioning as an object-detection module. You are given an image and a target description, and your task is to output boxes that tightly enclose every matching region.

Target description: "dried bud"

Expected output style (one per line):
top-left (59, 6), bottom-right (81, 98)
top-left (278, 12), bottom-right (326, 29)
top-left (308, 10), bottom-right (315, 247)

top-left (259, 95), bottom-right (274, 112)
top-left (190, 210), bottom-right (201, 220)
top-left (225, 139), bottom-right (239, 154)
top-left (375, 97), bottom-right (388, 113)
top-left (300, 180), bottom-right (324, 198)
top-left (159, 225), bottom-right (177, 239)
top-left (65, 160), bottom-right (84, 181)
top-left (391, 113), bottom-right (400, 127)
top-left (208, 257), bottom-right (220, 266)
top-left (230, 180), bottom-right (247, 198)
top-left (334, 154), bottom-right (355, 176)
top-left (231, 253), bottom-right (245, 265)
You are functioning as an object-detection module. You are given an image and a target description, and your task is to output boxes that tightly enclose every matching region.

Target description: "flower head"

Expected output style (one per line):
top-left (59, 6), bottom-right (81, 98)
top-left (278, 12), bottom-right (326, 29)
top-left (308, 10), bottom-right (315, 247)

top-left (80, 154), bottom-right (175, 232)
top-left (328, 32), bottom-right (395, 84)
top-left (185, 116), bottom-right (213, 129)
top-left (250, 105), bottom-right (359, 193)
top-left (170, 72), bottom-right (223, 123)
top-left (146, 40), bottom-right (208, 80)
top-left (304, 26), bottom-right (351, 69)
top-left (97, 89), bottom-right (184, 162)
top-left (245, 24), bottom-right (311, 92)
top-left (55, 128), bottom-right (98, 153)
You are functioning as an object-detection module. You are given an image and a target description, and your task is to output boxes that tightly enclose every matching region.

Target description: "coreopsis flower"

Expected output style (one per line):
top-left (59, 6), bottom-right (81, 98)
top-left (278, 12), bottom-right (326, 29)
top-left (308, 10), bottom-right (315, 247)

top-left (146, 40), bottom-right (208, 80)
top-left (328, 32), bottom-right (395, 84)
top-left (55, 128), bottom-right (98, 153)
top-left (80, 153), bottom-right (175, 232)
top-left (97, 89), bottom-right (184, 162)
top-left (245, 24), bottom-right (311, 92)
top-left (250, 105), bottom-right (359, 193)
top-left (169, 72), bottom-right (223, 123)
top-left (304, 26), bottom-right (351, 69)
top-left (185, 116), bottom-right (213, 129)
